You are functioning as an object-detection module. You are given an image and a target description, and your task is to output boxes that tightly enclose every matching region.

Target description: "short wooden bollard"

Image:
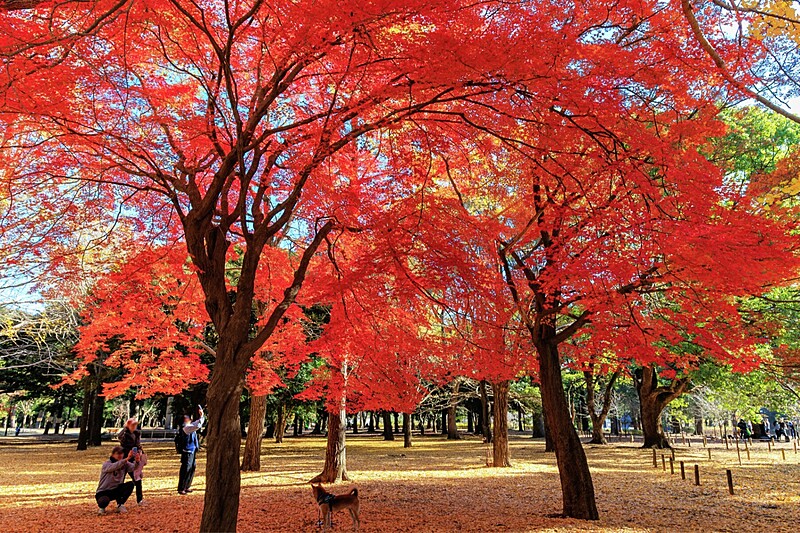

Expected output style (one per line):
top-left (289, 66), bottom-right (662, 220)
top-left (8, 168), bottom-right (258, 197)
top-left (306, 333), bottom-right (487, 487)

top-left (681, 433), bottom-right (686, 445)
top-left (688, 437), bottom-right (691, 448)
top-left (794, 441), bottom-right (797, 454)
top-left (737, 446), bottom-right (742, 465)
top-left (746, 448), bottom-right (750, 460)
top-left (703, 436), bottom-right (707, 447)
top-left (724, 436), bottom-right (729, 449)
top-left (680, 461), bottom-right (686, 480)
top-left (768, 440), bottom-right (772, 452)
top-left (669, 457), bottom-right (674, 475)
top-left (782, 449), bottom-right (786, 461)
top-left (708, 448), bottom-right (712, 460)
top-left (671, 448), bottom-right (675, 461)
top-left (726, 469), bottom-right (734, 495)
top-left (653, 448), bottom-right (657, 467)
top-left (694, 464), bottom-right (700, 486)
top-left (662, 454), bottom-right (666, 471)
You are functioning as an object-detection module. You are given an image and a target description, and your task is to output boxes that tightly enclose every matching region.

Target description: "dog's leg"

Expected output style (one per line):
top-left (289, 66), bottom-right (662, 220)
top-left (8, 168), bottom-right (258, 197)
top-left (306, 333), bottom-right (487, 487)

top-left (352, 507), bottom-right (360, 532)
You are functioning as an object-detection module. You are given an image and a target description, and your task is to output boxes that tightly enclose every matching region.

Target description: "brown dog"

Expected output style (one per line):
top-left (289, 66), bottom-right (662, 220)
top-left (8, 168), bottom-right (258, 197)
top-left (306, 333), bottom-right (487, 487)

top-left (311, 483), bottom-right (360, 531)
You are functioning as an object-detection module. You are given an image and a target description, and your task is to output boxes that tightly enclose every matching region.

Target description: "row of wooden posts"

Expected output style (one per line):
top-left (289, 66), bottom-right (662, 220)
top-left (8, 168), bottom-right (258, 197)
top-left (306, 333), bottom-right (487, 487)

top-left (651, 437), bottom-right (798, 496)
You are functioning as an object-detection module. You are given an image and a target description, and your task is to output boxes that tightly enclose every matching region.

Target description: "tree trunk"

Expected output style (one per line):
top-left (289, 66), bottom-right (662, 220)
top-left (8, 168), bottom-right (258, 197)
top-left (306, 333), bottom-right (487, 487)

top-left (517, 405), bottom-right (524, 432)
top-left (418, 414), bottom-right (425, 436)
top-left (241, 394), bottom-right (267, 472)
top-left (491, 380), bottom-right (510, 467)
top-left (199, 356), bottom-right (245, 533)
top-left (634, 366), bottom-right (689, 449)
top-left (538, 340), bottom-right (598, 520)
top-left (89, 391), bottom-right (105, 447)
top-left (393, 412), bottom-right (399, 433)
top-left (311, 406), bottom-right (348, 483)
top-left (382, 412), bottom-right (394, 441)
top-left (584, 369), bottom-right (620, 445)
top-left (77, 389), bottom-right (93, 451)
top-left (479, 379), bottom-right (492, 443)
top-left (274, 403), bottom-right (287, 444)
top-left (367, 411), bottom-right (375, 433)
top-left (467, 408), bottom-right (474, 433)
top-left (352, 412), bottom-right (359, 434)
top-left (403, 413), bottom-right (412, 448)
top-left (447, 404), bottom-right (459, 440)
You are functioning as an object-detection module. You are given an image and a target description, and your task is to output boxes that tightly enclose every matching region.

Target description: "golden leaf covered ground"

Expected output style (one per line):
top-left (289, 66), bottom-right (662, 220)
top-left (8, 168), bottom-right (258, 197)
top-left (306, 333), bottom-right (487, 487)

top-left (0, 435), bottom-right (798, 532)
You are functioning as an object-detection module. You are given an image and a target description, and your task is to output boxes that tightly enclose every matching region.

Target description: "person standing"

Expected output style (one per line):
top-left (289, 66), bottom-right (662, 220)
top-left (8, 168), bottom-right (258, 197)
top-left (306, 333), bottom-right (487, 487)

top-left (96, 446), bottom-right (138, 515)
top-left (118, 418), bottom-right (142, 456)
top-left (132, 449), bottom-right (148, 506)
top-left (177, 406), bottom-right (204, 495)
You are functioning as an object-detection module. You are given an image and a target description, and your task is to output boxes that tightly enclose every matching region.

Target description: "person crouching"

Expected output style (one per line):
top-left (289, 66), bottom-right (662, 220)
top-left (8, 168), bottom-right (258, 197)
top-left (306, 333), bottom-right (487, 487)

top-left (96, 445), bottom-right (138, 515)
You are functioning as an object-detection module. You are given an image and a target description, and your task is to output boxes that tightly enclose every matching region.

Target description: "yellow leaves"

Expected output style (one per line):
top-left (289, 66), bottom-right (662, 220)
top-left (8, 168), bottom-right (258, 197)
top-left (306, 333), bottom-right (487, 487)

top-left (0, 436), bottom-right (798, 531)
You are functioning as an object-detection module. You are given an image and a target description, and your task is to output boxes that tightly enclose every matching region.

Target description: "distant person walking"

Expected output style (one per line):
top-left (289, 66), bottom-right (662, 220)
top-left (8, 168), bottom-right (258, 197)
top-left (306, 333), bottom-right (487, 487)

top-left (176, 406), bottom-right (204, 495)
top-left (95, 446), bottom-right (138, 515)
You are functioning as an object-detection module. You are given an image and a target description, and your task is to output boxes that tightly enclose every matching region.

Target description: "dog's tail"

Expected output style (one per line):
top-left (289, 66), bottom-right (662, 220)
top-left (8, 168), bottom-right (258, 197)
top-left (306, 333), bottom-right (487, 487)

top-left (350, 488), bottom-right (359, 497)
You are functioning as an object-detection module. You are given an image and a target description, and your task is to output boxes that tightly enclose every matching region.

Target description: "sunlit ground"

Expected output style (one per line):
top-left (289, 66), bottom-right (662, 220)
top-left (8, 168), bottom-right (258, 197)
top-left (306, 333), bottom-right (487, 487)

top-left (0, 433), bottom-right (798, 532)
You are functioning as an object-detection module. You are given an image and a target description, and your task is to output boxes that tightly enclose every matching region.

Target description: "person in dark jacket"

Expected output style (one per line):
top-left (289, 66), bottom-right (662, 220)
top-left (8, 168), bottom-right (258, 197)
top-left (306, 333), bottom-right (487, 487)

top-left (118, 418), bottom-right (142, 455)
top-left (178, 406), bottom-right (204, 495)
top-left (96, 446), bottom-right (138, 515)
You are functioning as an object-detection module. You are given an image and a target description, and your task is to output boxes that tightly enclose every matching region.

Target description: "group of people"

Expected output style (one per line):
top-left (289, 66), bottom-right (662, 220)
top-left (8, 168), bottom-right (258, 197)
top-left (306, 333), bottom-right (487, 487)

top-left (737, 417), bottom-right (797, 442)
top-left (94, 407), bottom-right (205, 515)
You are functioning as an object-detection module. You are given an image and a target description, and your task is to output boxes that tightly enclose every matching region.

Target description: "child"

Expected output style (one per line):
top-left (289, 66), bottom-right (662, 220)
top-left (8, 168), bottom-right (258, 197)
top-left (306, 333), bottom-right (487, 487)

top-left (133, 449), bottom-right (148, 506)
top-left (96, 446), bottom-right (137, 515)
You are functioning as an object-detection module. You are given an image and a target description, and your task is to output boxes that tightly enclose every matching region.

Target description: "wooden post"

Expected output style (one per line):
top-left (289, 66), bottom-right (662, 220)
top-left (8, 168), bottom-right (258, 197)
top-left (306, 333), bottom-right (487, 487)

top-left (724, 436), bottom-right (729, 450)
top-left (794, 441), bottom-right (797, 454)
top-left (688, 437), bottom-right (691, 448)
top-left (726, 469), bottom-right (734, 495)
top-left (737, 446), bottom-right (741, 465)
top-left (703, 436), bottom-right (707, 447)
top-left (746, 448), bottom-right (750, 461)
top-left (662, 454), bottom-right (666, 471)
top-left (653, 448), bottom-right (657, 468)
top-left (707, 448), bottom-right (711, 460)
top-left (671, 448), bottom-right (675, 461)
top-left (694, 464), bottom-right (700, 486)
top-left (768, 440), bottom-right (772, 452)
top-left (682, 433), bottom-right (686, 445)
top-left (669, 457), bottom-right (674, 475)
top-left (630, 434), bottom-right (634, 443)
top-left (781, 449), bottom-right (786, 461)
top-left (680, 461), bottom-right (685, 480)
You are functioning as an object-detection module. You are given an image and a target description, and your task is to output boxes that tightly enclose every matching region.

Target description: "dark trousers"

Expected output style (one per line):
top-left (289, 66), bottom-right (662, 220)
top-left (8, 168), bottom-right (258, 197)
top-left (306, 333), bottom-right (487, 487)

top-left (96, 481), bottom-right (134, 509)
top-left (126, 471), bottom-right (143, 503)
top-left (178, 451), bottom-right (196, 492)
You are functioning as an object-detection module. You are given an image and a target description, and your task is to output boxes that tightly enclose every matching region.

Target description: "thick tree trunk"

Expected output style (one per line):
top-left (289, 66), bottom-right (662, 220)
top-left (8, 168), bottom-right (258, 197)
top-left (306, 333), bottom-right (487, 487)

top-left (584, 369), bottom-right (620, 445)
top-left (403, 413), bottom-right (412, 448)
top-left (367, 411), bottom-right (375, 433)
top-left (200, 357), bottom-right (245, 533)
top-left (440, 408), bottom-right (447, 434)
top-left (491, 380), bottom-right (510, 467)
top-left (479, 379), bottom-right (492, 443)
top-left (382, 412), bottom-right (394, 441)
top-left (538, 340), bottom-right (598, 520)
top-left (634, 366), bottom-right (689, 449)
top-left (517, 405), bottom-right (524, 432)
top-left (467, 408), bottom-right (474, 433)
top-left (352, 412), bottom-right (359, 434)
top-left (393, 412), bottom-right (399, 433)
top-left (241, 394), bottom-right (267, 472)
top-left (311, 406), bottom-right (348, 483)
top-left (447, 404), bottom-right (459, 440)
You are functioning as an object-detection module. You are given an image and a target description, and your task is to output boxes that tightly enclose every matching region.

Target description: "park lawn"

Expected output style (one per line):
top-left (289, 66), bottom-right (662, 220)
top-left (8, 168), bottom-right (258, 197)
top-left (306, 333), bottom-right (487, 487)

top-left (0, 435), bottom-right (798, 532)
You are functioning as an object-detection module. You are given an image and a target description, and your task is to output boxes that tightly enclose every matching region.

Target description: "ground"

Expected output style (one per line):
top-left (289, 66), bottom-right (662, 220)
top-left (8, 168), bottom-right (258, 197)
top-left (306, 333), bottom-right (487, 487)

top-left (0, 433), bottom-right (798, 532)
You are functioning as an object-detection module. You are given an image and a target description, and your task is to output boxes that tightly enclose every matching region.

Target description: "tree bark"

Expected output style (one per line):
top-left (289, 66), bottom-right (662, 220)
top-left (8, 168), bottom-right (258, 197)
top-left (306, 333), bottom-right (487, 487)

top-left (491, 380), bottom-right (511, 467)
top-left (538, 340), bottom-right (598, 519)
top-left (311, 406), bottom-right (348, 483)
top-left (274, 403), bottom-right (287, 444)
top-left (403, 413), bottom-right (412, 448)
top-left (89, 391), bottom-right (105, 447)
top-left (479, 379), bottom-right (492, 443)
top-left (199, 356), bottom-right (245, 533)
top-left (633, 366), bottom-right (689, 449)
top-left (240, 394), bottom-right (267, 472)
top-left (584, 369), bottom-right (620, 445)
top-left (447, 404), bottom-right (459, 440)
top-left (367, 411), bottom-right (375, 432)
top-left (77, 388), bottom-right (93, 451)
top-left (382, 412), bottom-right (394, 441)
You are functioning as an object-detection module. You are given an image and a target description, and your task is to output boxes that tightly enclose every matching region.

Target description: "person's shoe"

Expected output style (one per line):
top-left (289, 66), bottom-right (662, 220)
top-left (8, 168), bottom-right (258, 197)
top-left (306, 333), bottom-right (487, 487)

top-left (117, 505), bottom-right (128, 514)
top-left (137, 499), bottom-right (148, 507)
top-left (97, 508), bottom-right (106, 516)
top-left (184, 489), bottom-right (194, 493)
top-left (178, 490), bottom-right (187, 495)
